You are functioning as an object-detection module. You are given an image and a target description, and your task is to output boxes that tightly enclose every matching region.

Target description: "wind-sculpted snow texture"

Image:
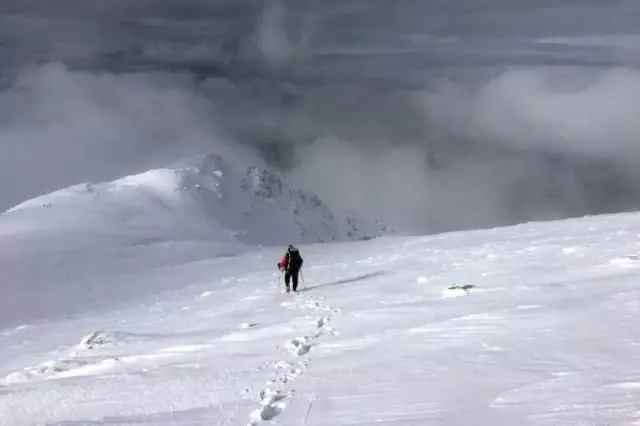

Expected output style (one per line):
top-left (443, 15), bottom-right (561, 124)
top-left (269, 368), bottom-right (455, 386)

top-left (2, 201), bottom-right (640, 424)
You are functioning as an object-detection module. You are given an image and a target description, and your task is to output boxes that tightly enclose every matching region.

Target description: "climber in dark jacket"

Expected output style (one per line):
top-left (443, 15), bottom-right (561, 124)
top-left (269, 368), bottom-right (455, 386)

top-left (278, 245), bottom-right (304, 292)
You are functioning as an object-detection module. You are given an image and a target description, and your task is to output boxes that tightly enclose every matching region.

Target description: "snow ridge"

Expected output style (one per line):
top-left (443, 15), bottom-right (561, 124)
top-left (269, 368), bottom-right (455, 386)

top-left (6, 154), bottom-right (390, 246)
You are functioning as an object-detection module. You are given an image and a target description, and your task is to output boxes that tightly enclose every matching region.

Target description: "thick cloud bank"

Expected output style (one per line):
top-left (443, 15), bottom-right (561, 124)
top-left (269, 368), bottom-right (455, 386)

top-left (1, 63), bottom-right (639, 234)
top-left (0, 64), bottom-right (246, 210)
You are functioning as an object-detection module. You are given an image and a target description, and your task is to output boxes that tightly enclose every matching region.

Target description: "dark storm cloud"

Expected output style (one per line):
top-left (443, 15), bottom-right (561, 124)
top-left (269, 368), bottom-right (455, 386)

top-left (1, 0), bottom-right (640, 233)
top-left (2, 0), bottom-right (640, 73)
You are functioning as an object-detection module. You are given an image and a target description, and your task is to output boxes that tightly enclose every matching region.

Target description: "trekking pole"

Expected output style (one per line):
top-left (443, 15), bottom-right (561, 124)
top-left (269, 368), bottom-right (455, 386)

top-left (301, 269), bottom-right (305, 289)
top-left (278, 269), bottom-right (282, 293)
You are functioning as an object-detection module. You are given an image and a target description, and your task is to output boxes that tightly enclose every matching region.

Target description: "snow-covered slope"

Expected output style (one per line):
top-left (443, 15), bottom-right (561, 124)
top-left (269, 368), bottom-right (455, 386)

top-left (6, 154), bottom-right (388, 246)
top-left (1, 205), bottom-right (640, 425)
top-left (0, 154), bottom-right (387, 328)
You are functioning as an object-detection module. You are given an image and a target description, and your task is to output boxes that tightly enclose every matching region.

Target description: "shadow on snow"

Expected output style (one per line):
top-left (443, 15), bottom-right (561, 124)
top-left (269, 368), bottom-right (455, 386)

top-left (299, 271), bottom-right (387, 293)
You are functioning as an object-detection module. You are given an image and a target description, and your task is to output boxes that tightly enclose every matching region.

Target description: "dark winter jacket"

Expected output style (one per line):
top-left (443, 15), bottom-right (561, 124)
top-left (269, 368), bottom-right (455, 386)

top-left (278, 249), bottom-right (304, 273)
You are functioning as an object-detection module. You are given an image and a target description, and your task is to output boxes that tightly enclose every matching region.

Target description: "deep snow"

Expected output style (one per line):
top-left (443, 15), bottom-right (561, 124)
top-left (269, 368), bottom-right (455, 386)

top-left (1, 162), bottom-right (640, 425)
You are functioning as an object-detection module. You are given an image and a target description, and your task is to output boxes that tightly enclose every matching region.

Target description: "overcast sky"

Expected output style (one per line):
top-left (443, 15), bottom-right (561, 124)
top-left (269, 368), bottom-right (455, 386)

top-left (2, 0), bottom-right (640, 74)
top-left (1, 1), bottom-right (640, 232)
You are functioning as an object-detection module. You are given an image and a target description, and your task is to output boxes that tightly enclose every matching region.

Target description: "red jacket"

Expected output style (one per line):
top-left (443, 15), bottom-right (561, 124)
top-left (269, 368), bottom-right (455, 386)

top-left (278, 253), bottom-right (289, 270)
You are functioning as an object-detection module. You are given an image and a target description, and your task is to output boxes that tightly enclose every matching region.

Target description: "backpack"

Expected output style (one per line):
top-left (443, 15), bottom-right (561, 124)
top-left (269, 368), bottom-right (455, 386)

top-left (287, 246), bottom-right (303, 271)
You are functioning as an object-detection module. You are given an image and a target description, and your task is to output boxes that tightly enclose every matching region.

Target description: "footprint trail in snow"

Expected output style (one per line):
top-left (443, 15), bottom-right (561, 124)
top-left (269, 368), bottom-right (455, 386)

top-left (248, 295), bottom-right (338, 425)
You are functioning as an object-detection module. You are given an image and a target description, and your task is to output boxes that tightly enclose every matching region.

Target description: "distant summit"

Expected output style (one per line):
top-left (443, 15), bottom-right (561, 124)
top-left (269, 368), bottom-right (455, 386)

top-left (6, 154), bottom-right (390, 246)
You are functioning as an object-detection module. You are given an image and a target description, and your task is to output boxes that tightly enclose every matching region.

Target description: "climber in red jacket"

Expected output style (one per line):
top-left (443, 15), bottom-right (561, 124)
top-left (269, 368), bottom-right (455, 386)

top-left (278, 245), bottom-right (304, 293)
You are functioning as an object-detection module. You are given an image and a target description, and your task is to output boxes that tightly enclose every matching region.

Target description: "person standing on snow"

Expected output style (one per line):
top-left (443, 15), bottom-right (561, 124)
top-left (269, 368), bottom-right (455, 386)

top-left (278, 245), bottom-right (304, 293)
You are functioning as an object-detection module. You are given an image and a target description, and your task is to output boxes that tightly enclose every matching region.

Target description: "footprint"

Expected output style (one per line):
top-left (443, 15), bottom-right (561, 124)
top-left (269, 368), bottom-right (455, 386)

top-left (287, 367), bottom-right (304, 379)
top-left (259, 388), bottom-right (289, 405)
top-left (250, 399), bottom-right (285, 424)
top-left (288, 337), bottom-right (312, 356)
top-left (316, 316), bottom-right (330, 329)
top-left (318, 326), bottom-right (339, 337)
top-left (274, 360), bottom-right (293, 370)
top-left (271, 361), bottom-right (307, 386)
top-left (246, 296), bottom-right (339, 424)
top-left (249, 389), bottom-right (291, 424)
top-left (250, 404), bottom-right (282, 423)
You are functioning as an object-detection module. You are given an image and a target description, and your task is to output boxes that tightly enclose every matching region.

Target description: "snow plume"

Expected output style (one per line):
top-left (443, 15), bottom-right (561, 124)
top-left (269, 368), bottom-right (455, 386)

top-left (1, 63), bottom-right (640, 234)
